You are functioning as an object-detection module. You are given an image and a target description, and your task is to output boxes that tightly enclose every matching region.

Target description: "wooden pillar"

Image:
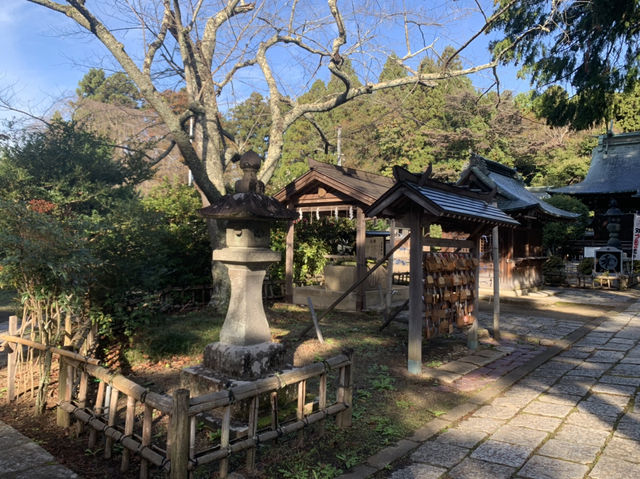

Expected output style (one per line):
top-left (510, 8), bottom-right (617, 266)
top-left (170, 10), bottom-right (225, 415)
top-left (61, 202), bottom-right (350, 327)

top-left (468, 236), bottom-right (481, 350)
top-left (493, 225), bottom-right (501, 340)
top-left (408, 210), bottom-right (424, 374)
top-left (386, 219), bottom-right (396, 317)
top-left (356, 207), bottom-right (366, 311)
top-left (285, 218), bottom-right (295, 303)
top-left (508, 228), bottom-right (514, 287)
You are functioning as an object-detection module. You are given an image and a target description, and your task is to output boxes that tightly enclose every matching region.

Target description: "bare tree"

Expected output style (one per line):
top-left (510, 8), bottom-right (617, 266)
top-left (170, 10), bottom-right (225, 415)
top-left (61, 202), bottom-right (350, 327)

top-left (25, 0), bottom-right (519, 205)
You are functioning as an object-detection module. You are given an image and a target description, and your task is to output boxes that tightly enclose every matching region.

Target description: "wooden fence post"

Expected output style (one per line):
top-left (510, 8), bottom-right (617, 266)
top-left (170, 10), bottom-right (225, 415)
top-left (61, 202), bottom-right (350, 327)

top-left (219, 405), bottom-right (231, 479)
top-left (296, 380), bottom-right (307, 447)
top-left (121, 395), bottom-right (136, 472)
top-left (336, 350), bottom-right (354, 428)
top-left (7, 315), bottom-right (18, 403)
top-left (246, 396), bottom-right (259, 472)
top-left (56, 354), bottom-right (70, 427)
top-left (140, 404), bottom-right (153, 479)
top-left (169, 389), bottom-right (190, 479)
top-left (105, 388), bottom-right (119, 459)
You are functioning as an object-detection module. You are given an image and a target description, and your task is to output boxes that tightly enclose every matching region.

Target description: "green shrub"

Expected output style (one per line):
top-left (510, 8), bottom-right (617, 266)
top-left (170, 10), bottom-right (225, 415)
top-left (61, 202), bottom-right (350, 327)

top-left (271, 217), bottom-right (353, 284)
top-left (578, 257), bottom-right (594, 275)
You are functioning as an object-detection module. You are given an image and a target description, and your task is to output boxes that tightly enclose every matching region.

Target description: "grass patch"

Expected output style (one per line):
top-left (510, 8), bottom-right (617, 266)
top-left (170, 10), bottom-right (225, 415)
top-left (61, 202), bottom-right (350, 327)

top-left (126, 309), bottom-right (224, 363)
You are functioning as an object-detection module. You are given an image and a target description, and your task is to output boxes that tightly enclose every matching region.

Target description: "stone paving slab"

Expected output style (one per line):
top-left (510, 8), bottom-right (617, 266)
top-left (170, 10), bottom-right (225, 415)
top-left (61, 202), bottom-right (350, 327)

top-left (522, 400), bottom-right (573, 418)
top-left (410, 441), bottom-right (468, 468)
top-left (591, 382), bottom-right (636, 396)
top-left (470, 440), bottom-right (534, 468)
top-left (438, 360), bottom-right (478, 375)
top-left (490, 424), bottom-right (548, 448)
top-left (565, 411), bottom-right (618, 430)
top-left (518, 454), bottom-right (589, 479)
top-left (599, 374), bottom-right (640, 386)
top-left (389, 463), bottom-right (446, 479)
top-left (602, 436), bottom-right (640, 461)
top-left (434, 428), bottom-right (487, 449)
top-left (454, 416), bottom-right (505, 434)
top-left (472, 404), bottom-right (520, 420)
top-left (589, 455), bottom-right (640, 478)
top-left (553, 424), bottom-right (610, 447)
top-left (507, 413), bottom-right (562, 433)
top-left (448, 457), bottom-right (516, 479)
top-left (537, 438), bottom-right (601, 464)
top-left (614, 415), bottom-right (640, 441)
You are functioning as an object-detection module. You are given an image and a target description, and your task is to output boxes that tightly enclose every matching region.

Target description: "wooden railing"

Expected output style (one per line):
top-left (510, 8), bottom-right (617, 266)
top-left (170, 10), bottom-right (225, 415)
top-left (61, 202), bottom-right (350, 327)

top-left (1, 325), bottom-right (354, 479)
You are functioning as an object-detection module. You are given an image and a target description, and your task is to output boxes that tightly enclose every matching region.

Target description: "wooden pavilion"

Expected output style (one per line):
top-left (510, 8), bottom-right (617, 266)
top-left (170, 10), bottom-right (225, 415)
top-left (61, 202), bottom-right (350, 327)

top-left (274, 159), bottom-right (395, 309)
top-left (458, 154), bottom-right (579, 290)
top-left (366, 166), bottom-right (519, 374)
top-left (553, 131), bottom-right (640, 254)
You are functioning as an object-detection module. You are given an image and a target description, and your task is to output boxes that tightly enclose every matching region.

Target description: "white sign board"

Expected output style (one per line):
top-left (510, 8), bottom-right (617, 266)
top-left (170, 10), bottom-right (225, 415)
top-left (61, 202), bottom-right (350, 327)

top-left (633, 213), bottom-right (640, 263)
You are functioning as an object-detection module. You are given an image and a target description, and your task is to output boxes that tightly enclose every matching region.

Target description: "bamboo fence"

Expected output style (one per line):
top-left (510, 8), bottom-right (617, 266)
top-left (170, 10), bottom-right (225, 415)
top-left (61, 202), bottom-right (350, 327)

top-left (1, 323), bottom-right (354, 479)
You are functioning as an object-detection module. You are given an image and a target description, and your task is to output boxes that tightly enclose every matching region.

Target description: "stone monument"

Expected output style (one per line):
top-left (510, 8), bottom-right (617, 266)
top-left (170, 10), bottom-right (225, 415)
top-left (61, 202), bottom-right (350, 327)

top-left (182, 151), bottom-right (296, 393)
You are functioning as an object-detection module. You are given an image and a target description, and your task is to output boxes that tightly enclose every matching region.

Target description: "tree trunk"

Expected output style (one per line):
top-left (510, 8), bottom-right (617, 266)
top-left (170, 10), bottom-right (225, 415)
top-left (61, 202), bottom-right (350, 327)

top-left (206, 218), bottom-right (230, 313)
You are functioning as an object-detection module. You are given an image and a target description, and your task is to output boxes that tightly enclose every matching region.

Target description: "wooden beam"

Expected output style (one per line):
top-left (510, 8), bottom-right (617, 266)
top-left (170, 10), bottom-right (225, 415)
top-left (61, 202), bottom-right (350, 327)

top-left (423, 237), bottom-right (474, 249)
top-left (408, 210), bottom-right (424, 374)
top-left (356, 207), bottom-right (366, 311)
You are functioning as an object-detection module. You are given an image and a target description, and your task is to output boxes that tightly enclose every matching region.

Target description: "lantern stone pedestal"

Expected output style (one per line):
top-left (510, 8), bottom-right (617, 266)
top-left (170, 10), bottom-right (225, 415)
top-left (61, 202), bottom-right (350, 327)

top-left (181, 151), bottom-right (296, 399)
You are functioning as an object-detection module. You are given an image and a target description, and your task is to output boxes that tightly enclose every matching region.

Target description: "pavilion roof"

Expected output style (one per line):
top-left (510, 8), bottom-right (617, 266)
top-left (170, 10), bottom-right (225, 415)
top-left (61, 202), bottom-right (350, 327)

top-left (458, 154), bottom-right (579, 220)
top-left (553, 132), bottom-right (640, 196)
top-left (274, 159), bottom-right (394, 208)
top-left (366, 166), bottom-right (519, 231)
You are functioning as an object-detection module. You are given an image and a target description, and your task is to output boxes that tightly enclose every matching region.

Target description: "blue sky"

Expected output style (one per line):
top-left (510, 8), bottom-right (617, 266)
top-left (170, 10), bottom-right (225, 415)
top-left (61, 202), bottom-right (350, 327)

top-left (0, 1), bottom-right (532, 123)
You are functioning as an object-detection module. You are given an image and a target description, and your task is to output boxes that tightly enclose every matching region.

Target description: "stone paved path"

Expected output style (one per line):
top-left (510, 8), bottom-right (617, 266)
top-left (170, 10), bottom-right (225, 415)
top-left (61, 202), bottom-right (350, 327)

top-left (0, 419), bottom-right (78, 478)
top-left (385, 300), bottom-right (640, 479)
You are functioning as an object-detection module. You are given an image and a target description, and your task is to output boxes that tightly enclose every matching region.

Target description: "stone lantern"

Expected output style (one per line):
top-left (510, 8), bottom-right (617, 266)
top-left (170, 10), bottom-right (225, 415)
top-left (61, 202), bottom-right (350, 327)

top-left (183, 151), bottom-right (296, 386)
top-left (605, 199), bottom-right (624, 249)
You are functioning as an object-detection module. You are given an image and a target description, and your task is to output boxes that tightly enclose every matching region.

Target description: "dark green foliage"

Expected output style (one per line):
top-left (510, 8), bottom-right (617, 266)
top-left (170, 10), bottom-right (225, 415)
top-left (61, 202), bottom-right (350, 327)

top-left (77, 68), bottom-right (141, 108)
top-left (225, 92), bottom-right (271, 157)
top-left (490, 0), bottom-right (640, 129)
top-left (542, 195), bottom-right (590, 255)
top-left (578, 257), bottom-right (594, 275)
top-left (0, 121), bottom-right (210, 339)
top-left (542, 255), bottom-right (566, 284)
top-left (613, 83), bottom-right (640, 132)
top-left (90, 181), bottom-right (211, 335)
top-left (0, 119), bottom-right (153, 216)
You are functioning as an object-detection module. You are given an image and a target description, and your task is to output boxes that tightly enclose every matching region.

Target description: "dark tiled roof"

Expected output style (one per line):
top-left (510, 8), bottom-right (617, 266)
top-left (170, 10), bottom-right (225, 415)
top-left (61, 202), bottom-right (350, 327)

top-left (491, 173), bottom-right (580, 219)
top-left (274, 159), bottom-right (394, 206)
top-left (366, 172), bottom-right (519, 228)
top-left (406, 182), bottom-right (520, 226)
top-left (553, 132), bottom-right (640, 195)
top-left (306, 159), bottom-right (395, 203)
top-left (461, 154), bottom-right (579, 220)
